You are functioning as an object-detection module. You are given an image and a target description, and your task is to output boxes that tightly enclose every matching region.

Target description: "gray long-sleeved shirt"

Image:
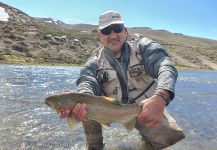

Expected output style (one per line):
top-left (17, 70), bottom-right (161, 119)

top-left (76, 38), bottom-right (178, 104)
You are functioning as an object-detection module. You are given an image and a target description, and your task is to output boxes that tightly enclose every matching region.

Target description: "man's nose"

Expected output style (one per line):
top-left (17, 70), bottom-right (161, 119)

top-left (109, 30), bottom-right (118, 38)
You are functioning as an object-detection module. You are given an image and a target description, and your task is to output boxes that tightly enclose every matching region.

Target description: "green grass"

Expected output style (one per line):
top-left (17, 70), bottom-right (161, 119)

top-left (38, 26), bottom-right (98, 42)
top-left (38, 26), bottom-right (70, 36)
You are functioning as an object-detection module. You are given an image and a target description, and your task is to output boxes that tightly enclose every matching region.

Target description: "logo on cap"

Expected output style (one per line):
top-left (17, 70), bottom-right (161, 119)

top-left (112, 15), bottom-right (120, 19)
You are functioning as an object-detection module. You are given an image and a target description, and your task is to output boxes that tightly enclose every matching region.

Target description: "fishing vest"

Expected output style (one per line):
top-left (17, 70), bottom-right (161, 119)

top-left (93, 42), bottom-right (157, 104)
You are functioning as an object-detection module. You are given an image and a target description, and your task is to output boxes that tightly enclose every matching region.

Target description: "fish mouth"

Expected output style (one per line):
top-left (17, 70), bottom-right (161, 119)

top-left (45, 99), bottom-right (51, 107)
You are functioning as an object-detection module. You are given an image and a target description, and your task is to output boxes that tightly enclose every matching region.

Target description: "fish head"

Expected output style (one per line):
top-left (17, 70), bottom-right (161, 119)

top-left (45, 95), bottom-right (62, 110)
top-left (45, 93), bottom-right (76, 110)
top-left (45, 92), bottom-right (92, 112)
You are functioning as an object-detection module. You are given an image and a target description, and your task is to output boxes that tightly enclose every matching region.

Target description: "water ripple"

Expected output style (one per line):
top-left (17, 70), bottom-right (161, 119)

top-left (0, 64), bottom-right (217, 149)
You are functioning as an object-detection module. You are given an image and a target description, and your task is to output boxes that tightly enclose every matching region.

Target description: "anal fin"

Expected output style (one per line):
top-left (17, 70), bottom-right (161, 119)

top-left (123, 118), bottom-right (136, 130)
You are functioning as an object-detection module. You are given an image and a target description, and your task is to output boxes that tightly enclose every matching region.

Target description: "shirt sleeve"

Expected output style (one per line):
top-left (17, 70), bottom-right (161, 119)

top-left (138, 38), bottom-right (178, 101)
top-left (76, 58), bottom-right (101, 95)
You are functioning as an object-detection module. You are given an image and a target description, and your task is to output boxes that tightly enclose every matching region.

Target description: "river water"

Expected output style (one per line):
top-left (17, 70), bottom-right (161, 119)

top-left (0, 64), bottom-right (217, 150)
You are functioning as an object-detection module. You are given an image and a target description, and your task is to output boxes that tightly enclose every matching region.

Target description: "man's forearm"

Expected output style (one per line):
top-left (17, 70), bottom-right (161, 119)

top-left (156, 62), bottom-right (178, 104)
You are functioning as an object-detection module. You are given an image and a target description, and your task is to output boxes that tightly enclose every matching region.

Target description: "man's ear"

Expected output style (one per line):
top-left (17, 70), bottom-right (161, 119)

top-left (124, 28), bottom-right (128, 38)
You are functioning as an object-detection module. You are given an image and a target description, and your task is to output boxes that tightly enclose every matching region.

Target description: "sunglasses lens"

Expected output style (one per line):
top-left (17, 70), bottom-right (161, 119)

top-left (100, 25), bottom-right (124, 35)
top-left (100, 27), bottom-right (111, 35)
top-left (113, 25), bottom-right (124, 33)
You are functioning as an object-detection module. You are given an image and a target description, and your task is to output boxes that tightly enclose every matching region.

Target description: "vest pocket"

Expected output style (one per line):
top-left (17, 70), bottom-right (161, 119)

top-left (130, 75), bottom-right (153, 90)
top-left (102, 70), bottom-right (118, 94)
top-left (102, 70), bottom-right (122, 101)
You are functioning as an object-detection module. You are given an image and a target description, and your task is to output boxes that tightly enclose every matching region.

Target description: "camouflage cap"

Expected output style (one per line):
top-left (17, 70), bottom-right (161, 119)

top-left (98, 10), bottom-right (124, 30)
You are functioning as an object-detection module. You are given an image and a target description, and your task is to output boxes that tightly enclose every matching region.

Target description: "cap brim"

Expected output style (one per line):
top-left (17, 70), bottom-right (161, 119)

top-left (99, 20), bottom-right (124, 30)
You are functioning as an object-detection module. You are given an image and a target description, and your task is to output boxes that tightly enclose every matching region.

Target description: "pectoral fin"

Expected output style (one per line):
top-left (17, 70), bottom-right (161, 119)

top-left (123, 118), bottom-right (136, 130)
top-left (67, 117), bottom-right (77, 129)
top-left (88, 120), bottom-right (111, 128)
top-left (101, 123), bottom-right (111, 128)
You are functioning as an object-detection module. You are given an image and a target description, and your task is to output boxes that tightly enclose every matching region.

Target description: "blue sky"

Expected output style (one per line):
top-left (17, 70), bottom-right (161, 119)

top-left (1, 0), bottom-right (217, 40)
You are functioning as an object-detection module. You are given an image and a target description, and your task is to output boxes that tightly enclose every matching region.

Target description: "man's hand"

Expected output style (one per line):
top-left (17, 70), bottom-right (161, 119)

top-left (58, 103), bottom-right (88, 122)
top-left (137, 94), bottom-right (166, 128)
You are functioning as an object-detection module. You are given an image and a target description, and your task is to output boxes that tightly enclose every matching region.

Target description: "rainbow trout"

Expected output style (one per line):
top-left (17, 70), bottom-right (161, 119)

top-left (45, 92), bottom-right (142, 130)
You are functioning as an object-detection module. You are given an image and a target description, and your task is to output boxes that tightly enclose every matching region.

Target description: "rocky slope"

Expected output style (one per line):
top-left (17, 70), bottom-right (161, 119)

top-left (0, 2), bottom-right (100, 65)
top-left (1, 2), bottom-right (217, 70)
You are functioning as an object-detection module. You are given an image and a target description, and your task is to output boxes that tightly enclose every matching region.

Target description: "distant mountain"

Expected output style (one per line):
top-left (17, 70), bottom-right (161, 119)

top-left (35, 17), bottom-right (66, 26)
top-left (131, 27), bottom-right (153, 30)
top-left (1, 2), bottom-right (217, 70)
top-left (34, 17), bottom-right (98, 31)
top-left (68, 23), bottom-right (98, 31)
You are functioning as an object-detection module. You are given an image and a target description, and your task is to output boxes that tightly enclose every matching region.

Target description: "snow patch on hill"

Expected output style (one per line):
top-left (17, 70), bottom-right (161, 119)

top-left (0, 6), bottom-right (9, 22)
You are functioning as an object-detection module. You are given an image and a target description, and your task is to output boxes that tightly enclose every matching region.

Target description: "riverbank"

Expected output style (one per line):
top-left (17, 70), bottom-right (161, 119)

top-left (0, 61), bottom-right (83, 67)
top-left (0, 62), bottom-right (213, 71)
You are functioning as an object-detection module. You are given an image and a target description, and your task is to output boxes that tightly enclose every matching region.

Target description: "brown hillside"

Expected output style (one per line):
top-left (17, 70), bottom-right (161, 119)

top-left (1, 2), bottom-right (217, 70)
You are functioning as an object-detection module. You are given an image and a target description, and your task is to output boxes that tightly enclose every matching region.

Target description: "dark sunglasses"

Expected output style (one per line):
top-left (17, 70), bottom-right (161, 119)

top-left (100, 24), bottom-right (124, 35)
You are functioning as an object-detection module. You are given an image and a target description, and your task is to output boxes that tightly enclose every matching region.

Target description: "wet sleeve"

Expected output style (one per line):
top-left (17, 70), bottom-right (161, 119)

top-left (138, 38), bottom-right (178, 101)
top-left (76, 58), bottom-right (101, 96)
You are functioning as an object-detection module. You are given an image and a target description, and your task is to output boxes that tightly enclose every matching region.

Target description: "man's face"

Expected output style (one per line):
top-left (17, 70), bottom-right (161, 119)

top-left (98, 24), bottom-right (128, 55)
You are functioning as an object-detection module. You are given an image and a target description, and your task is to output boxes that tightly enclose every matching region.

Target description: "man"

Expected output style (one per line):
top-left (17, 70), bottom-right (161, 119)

top-left (60, 10), bottom-right (185, 150)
